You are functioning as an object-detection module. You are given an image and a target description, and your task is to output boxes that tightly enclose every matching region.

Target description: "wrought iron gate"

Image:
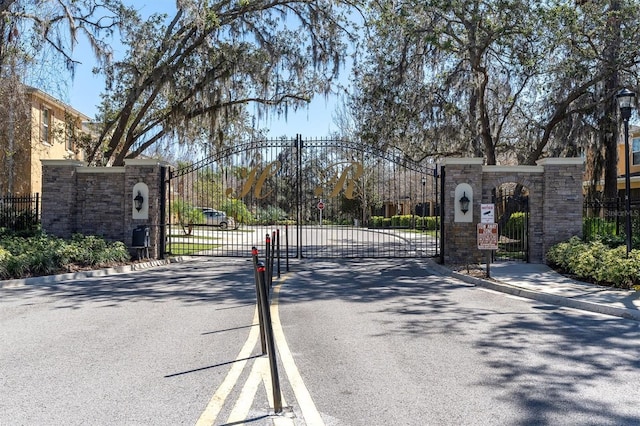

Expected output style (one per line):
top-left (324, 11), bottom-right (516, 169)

top-left (494, 185), bottom-right (529, 261)
top-left (165, 136), bottom-right (440, 259)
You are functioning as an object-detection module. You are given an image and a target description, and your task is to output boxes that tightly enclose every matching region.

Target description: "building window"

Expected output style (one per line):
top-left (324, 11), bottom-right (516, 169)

top-left (66, 120), bottom-right (74, 151)
top-left (633, 138), bottom-right (640, 166)
top-left (42, 107), bottom-right (51, 144)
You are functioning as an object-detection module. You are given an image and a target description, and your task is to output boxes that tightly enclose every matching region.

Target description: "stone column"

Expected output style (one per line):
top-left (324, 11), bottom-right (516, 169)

top-left (538, 158), bottom-right (584, 260)
top-left (124, 159), bottom-right (170, 259)
top-left (441, 158), bottom-right (484, 264)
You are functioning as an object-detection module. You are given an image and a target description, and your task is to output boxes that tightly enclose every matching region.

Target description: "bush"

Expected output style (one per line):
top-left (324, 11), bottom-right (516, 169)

top-left (370, 216), bottom-right (383, 227)
top-left (547, 236), bottom-right (640, 289)
top-left (503, 212), bottom-right (526, 235)
top-left (219, 198), bottom-right (252, 224)
top-left (255, 206), bottom-right (288, 225)
top-left (369, 215), bottom-right (438, 230)
top-left (171, 200), bottom-right (203, 234)
top-left (0, 233), bottom-right (130, 280)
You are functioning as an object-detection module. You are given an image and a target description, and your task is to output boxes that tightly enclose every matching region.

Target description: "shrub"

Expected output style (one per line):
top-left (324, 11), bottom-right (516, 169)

top-left (0, 234), bottom-right (130, 280)
top-left (370, 216), bottom-right (384, 227)
top-left (171, 200), bottom-right (203, 234)
top-left (503, 212), bottom-right (526, 235)
top-left (255, 206), bottom-right (288, 225)
top-left (219, 198), bottom-right (252, 224)
top-left (547, 237), bottom-right (640, 289)
top-left (424, 216), bottom-right (438, 230)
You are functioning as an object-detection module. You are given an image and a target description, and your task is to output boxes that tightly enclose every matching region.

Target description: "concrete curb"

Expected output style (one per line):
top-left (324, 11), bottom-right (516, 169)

top-left (426, 259), bottom-right (640, 322)
top-left (0, 257), bottom-right (188, 289)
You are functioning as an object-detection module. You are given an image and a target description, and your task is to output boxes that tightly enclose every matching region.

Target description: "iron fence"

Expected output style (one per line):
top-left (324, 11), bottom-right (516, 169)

top-left (0, 193), bottom-right (40, 234)
top-left (583, 197), bottom-right (640, 242)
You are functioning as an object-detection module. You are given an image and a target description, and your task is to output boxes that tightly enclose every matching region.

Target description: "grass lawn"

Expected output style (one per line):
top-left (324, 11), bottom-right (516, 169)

top-left (166, 242), bottom-right (221, 255)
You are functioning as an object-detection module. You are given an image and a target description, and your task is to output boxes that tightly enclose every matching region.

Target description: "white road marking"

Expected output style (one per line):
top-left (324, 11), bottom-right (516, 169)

top-left (195, 309), bottom-right (260, 426)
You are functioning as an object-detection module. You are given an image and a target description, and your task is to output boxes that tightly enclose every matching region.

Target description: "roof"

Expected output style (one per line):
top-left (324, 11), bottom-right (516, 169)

top-left (25, 85), bottom-right (91, 122)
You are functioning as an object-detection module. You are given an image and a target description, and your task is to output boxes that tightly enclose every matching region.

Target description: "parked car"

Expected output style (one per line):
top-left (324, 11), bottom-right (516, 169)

top-left (201, 208), bottom-right (236, 230)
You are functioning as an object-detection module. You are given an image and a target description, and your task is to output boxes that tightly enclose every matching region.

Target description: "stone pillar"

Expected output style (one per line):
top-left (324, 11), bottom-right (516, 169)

top-left (124, 159), bottom-right (169, 259)
top-left (539, 158), bottom-right (584, 260)
top-left (41, 160), bottom-right (85, 238)
top-left (442, 158), bottom-right (484, 264)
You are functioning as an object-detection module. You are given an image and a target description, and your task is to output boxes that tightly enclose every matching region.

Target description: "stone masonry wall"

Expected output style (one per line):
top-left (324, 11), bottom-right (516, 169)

top-left (442, 158), bottom-right (484, 264)
top-left (540, 158), bottom-right (584, 260)
top-left (76, 168), bottom-right (125, 241)
top-left (442, 157), bottom-right (583, 265)
top-left (124, 160), bottom-right (166, 259)
top-left (41, 159), bottom-right (167, 259)
top-left (41, 160), bottom-right (83, 238)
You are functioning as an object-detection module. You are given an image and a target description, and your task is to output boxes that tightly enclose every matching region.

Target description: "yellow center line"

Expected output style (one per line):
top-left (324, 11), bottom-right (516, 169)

top-left (271, 277), bottom-right (326, 426)
top-left (195, 308), bottom-right (260, 426)
top-left (225, 357), bottom-right (266, 424)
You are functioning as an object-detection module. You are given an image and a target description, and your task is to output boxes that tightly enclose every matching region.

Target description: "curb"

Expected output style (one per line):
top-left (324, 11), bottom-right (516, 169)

top-left (426, 259), bottom-right (640, 322)
top-left (0, 257), bottom-right (187, 289)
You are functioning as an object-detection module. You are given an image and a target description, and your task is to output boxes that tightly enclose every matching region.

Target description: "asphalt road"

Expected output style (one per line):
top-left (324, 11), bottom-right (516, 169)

top-left (0, 258), bottom-right (262, 425)
top-left (277, 259), bottom-right (640, 425)
top-left (3, 257), bottom-right (640, 425)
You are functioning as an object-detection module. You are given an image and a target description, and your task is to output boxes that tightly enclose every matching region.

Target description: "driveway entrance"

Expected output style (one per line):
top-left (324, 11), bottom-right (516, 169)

top-left (164, 136), bottom-right (440, 259)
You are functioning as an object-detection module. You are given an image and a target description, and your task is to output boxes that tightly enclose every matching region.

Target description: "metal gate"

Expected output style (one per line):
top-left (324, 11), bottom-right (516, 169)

top-left (164, 136), bottom-right (440, 259)
top-left (494, 184), bottom-right (529, 261)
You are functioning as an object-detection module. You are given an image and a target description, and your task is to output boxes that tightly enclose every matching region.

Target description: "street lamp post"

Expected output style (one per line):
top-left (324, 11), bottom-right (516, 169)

top-left (616, 88), bottom-right (636, 255)
top-left (421, 176), bottom-right (426, 230)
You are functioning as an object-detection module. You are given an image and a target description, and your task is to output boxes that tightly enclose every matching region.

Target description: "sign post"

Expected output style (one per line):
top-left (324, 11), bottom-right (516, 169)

top-left (317, 200), bottom-right (324, 226)
top-left (477, 221), bottom-right (498, 278)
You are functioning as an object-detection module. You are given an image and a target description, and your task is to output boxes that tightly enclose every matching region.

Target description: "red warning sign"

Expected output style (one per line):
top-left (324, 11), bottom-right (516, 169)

top-left (477, 223), bottom-right (499, 250)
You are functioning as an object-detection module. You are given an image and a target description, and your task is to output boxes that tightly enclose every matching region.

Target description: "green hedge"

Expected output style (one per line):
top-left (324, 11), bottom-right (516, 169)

top-left (503, 212), bottom-right (526, 235)
top-left (547, 236), bottom-right (640, 289)
top-left (0, 233), bottom-right (130, 280)
top-left (369, 215), bottom-right (438, 230)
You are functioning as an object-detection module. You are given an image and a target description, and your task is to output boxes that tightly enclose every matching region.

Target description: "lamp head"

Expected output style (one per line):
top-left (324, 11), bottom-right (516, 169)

top-left (459, 192), bottom-right (470, 214)
top-left (616, 88), bottom-right (636, 120)
top-left (134, 191), bottom-right (144, 212)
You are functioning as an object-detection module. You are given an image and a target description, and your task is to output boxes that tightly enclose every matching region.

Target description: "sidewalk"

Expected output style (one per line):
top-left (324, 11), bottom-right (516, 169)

top-left (433, 260), bottom-right (640, 321)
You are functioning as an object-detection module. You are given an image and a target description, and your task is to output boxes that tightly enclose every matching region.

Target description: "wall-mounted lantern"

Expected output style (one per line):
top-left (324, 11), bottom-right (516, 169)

top-left (459, 192), bottom-right (470, 214)
top-left (454, 183), bottom-right (473, 223)
top-left (132, 182), bottom-right (149, 220)
top-left (134, 191), bottom-right (144, 212)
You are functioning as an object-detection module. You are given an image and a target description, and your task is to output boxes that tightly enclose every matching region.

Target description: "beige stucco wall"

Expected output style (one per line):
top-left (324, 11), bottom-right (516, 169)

top-left (25, 89), bottom-right (88, 195)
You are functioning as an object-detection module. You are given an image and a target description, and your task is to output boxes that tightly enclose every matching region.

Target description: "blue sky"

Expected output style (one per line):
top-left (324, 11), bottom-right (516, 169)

top-left (67, 1), bottom-right (343, 138)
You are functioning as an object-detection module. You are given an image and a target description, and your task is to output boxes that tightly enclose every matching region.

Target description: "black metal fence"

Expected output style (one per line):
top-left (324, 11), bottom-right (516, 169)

top-left (0, 193), bottom-right (40, 234)
top-left (166, 137), bottom-right (440, 258)
top-left (583, 197), bottom-right (640, 242)
top-left (494, 188), bottom-right (529, 261)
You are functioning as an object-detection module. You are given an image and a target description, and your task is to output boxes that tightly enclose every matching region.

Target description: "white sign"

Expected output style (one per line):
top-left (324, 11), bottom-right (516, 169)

top-left (480, 204), bottom-right (495, 224)
top-left (477, 223), bottom-right (499, 250)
